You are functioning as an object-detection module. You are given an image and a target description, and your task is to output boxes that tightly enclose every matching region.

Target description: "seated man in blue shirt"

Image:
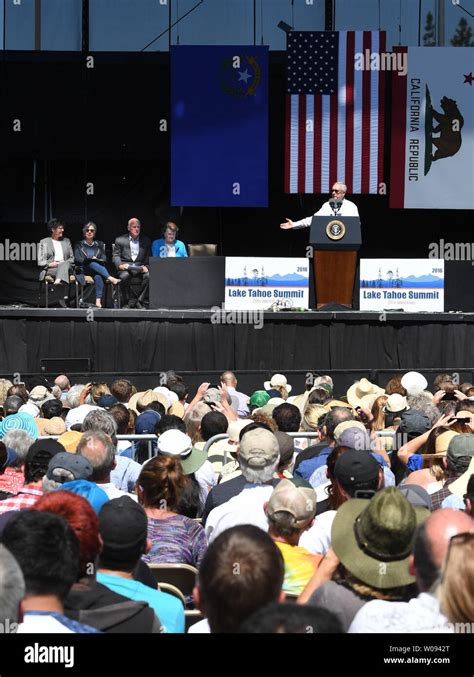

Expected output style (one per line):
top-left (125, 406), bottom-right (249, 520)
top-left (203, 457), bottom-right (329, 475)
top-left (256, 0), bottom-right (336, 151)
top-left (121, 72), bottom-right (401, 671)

top-left (152, 222), bottom-right (188, 258)
top-left (96, 496), bottom-right (185, 633)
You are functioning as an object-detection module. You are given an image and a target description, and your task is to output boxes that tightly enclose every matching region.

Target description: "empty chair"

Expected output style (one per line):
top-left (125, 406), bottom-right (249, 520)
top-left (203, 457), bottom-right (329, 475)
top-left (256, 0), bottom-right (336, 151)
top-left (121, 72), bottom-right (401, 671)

top-left (187, 244), bottom-right (217, 257)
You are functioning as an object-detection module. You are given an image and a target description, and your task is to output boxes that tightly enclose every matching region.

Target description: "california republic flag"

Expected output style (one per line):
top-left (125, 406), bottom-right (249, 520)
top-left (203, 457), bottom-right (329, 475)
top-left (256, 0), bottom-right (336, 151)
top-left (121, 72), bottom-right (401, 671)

top-left (390, 48), bottom-right (473, 209)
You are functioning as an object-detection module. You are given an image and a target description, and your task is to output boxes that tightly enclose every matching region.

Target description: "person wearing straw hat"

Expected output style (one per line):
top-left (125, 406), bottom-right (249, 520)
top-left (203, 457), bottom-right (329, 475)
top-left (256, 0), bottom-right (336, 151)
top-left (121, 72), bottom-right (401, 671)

top-left (346, 378), bottom-right (385, 409)
top-left (264, 374), bottom-right (292, 401)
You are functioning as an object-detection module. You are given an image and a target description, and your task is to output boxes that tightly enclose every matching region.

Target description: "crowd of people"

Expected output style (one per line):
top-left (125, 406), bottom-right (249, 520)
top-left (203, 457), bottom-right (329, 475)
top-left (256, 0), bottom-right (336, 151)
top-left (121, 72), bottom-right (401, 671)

top-left (0, 368), bottom-right (473, 634)
top-left (38, 217), bottom-right (187, 309)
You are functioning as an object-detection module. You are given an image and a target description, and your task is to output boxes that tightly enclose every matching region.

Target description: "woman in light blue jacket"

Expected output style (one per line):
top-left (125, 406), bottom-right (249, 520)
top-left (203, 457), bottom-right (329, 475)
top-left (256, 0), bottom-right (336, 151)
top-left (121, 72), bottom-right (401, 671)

top-left (152, 222), bottom-right (188, 257)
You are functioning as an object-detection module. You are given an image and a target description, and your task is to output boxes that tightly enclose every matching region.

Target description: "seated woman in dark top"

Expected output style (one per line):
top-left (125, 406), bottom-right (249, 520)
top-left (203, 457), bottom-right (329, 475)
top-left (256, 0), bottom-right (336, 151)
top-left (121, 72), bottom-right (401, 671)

top-left (74, 222), bottom-right (120, 307)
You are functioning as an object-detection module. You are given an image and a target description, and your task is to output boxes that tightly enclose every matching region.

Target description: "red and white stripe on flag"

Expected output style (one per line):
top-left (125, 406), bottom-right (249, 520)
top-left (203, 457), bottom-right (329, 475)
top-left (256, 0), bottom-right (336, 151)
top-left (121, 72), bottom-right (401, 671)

top-left (284, 31), bottom-right (386, 194)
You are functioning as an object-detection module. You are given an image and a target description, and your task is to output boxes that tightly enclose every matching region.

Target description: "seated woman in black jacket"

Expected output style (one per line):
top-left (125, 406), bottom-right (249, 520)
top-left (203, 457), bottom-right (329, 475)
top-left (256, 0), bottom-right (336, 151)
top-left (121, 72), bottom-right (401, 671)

top-left (74, 222), bottom-right (120, 307)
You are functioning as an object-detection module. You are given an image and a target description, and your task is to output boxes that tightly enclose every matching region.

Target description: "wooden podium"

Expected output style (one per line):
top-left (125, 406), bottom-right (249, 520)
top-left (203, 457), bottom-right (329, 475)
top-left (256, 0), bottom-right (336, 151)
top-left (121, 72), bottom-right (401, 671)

top-left (309, 215), bottom-right (361, 310)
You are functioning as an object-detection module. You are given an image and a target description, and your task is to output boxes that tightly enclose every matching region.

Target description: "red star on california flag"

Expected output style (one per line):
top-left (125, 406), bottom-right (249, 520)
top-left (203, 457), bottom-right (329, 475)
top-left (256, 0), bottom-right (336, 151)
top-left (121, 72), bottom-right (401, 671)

top-left (464, 72), bottom-right (473, 85)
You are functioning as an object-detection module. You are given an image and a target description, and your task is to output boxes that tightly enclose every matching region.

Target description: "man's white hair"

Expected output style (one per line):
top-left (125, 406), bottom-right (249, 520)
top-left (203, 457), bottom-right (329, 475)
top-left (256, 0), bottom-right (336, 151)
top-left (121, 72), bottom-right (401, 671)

top-left (65, 384), bottom-right (85, 409)
top-left (334, 181), bottom-right (347, 193)
top-left (2, 430), bottom-right (34, 465)
top-left (239, 457), bottom-right (279, 484)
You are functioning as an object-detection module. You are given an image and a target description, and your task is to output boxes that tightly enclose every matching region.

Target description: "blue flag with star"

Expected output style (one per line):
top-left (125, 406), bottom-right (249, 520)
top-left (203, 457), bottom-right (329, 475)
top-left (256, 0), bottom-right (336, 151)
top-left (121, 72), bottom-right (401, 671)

top-left (171, 46), bottom-right (268, 207)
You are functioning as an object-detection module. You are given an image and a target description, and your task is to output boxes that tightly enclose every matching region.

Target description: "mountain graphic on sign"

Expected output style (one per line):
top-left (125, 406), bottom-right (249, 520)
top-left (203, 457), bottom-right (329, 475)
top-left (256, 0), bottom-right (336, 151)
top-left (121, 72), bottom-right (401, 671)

top-left (403, 274), bottom-right (442, 283)
top-left (268, 273), bottom-right (307, 282)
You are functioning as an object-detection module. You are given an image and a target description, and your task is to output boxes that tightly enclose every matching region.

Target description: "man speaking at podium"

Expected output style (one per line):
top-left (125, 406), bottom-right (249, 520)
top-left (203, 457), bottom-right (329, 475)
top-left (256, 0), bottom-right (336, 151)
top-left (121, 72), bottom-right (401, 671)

top-left (280, 182), bottom-right (358, 230)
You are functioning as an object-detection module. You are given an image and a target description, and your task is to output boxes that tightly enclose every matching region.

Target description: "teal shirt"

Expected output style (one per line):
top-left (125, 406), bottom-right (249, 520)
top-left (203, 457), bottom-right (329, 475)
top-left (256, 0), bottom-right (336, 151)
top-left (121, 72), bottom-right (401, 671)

top-left (97, 571), bottom-right (185, 633)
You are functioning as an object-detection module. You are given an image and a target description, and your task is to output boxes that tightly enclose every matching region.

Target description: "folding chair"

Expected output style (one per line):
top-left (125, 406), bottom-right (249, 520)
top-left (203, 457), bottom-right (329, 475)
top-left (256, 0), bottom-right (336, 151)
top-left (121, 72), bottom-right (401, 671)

top-left (38, 273), bottom-right (79, 308)
top-left (185, 610), bottom-right (203, 632)
top-left (149, 563), bottom-right (198, 600)
top-left (157, 583), bottom-right (186, 607)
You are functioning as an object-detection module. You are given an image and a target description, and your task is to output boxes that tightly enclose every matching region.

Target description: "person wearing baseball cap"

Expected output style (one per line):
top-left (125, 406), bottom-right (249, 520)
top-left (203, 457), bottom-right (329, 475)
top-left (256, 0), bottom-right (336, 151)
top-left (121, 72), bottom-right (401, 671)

top-left (43, 452), bottom-right (93, 492)
top-left (0, 438), bottom-right (63, 515)
top-left (265, 479), bottom-right (322, 595)
top-left (248, 390), bottom-right (271, 412)
top-left (300, 449), bottom-right (384, 559)
top-left (430, 433), bottom-right (474, 510)
top-left (96, 496), bottom-right (185, 633)
top-left (205, 427), bottom-right (280, 542)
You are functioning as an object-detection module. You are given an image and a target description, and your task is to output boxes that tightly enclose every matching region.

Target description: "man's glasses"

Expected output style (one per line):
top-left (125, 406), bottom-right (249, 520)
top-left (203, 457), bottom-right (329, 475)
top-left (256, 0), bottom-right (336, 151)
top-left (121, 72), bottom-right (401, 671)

top-left (331, 189), bottom-right (344, 194)
top-left (85, 229), bottom-right (95, 233)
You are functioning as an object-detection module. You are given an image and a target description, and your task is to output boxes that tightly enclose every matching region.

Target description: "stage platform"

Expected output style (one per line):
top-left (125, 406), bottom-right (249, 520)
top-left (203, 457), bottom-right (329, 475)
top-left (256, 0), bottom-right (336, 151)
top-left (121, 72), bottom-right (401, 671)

top-left (1, 307), bottom-right (474, 395)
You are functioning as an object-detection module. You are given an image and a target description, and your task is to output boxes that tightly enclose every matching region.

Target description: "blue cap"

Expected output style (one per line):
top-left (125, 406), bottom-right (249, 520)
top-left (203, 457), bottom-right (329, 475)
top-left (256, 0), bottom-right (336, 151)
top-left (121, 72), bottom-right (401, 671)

top-left (135, 410), bottom-right (160, 435)
top-left (59, 480), bottom-right (109, 513)
top-left (96, 394), bottom-right (118, 409)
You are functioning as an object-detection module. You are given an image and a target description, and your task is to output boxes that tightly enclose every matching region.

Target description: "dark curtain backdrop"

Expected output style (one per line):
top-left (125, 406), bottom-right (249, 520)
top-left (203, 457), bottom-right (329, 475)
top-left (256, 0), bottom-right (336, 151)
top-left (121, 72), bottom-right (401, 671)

top-left (2, 316), bottom-right (474, 379)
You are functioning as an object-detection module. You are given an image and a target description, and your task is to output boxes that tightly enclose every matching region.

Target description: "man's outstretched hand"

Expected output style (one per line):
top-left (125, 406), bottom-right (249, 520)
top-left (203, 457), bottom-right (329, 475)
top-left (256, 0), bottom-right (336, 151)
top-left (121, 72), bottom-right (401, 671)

top-left (280, 218), bottom-right (294, 229)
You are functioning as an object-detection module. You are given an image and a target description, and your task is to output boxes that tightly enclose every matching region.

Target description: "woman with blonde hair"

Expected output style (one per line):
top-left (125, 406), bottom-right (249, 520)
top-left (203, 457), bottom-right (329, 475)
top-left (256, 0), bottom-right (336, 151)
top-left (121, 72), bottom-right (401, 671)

top-left (0, 379), bottom-right (13, 407)
top-left (90, 382), bottom-right (111, 404)
top-left (185, 402), bottom-right (210, 444)
top-left (298, 404), bottom-right (326, 450)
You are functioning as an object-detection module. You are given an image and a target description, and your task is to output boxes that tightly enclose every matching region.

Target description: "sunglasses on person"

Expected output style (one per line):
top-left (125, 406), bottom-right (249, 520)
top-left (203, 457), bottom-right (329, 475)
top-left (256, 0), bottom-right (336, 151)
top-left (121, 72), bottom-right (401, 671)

top-left (85, 228), bottom-right (95, 233)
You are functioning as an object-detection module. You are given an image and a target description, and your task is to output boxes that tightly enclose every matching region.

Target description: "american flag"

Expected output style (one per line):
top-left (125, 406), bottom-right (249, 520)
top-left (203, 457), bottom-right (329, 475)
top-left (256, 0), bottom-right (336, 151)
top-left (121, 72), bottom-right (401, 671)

top-left (285, 31), bottom-right (386, 194)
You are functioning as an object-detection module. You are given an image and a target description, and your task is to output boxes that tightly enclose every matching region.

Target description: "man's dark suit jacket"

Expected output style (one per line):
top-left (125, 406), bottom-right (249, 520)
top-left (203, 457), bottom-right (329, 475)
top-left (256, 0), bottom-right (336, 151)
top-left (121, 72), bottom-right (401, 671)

top-left (112, 234), bottom-right (151, 270)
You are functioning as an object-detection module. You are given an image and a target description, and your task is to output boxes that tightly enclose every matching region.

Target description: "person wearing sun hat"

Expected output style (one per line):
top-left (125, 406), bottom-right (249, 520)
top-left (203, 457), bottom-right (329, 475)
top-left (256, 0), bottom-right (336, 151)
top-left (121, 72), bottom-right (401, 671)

top-left (207, 418), bottom-right (251, 482)
top-left (401, 371), bottom-right (428, 396)
top-left (301, 487), bottom-right (428, 630)
top-left (383, 393), bottom-right (409, 416)
top-left (334, 487), bottom-right (427, 586)
top-left (157, 429), bottom-right (215, 509)
top-left (57, 430), bottom-right (83, 453)
top-left (0, 412), bottom-right (39, 441)
top-left (349, 504), bottom-right (473, 632)
top-left (43, 416), bottom-right (67, 436)
top-left (264, 374), bottom-right (292, 399)
top-left (347, 378), bottom-right (385, 409)
top-left (28, 385), bottom-right (55, 409)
